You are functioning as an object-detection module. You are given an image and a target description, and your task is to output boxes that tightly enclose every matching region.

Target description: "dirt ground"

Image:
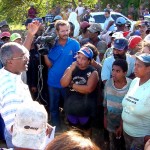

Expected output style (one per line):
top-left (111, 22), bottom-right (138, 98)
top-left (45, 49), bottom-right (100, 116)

top-left (58, 110), bottom-right (109, 150)
top-left (0, 108), bottom-right (109, 150)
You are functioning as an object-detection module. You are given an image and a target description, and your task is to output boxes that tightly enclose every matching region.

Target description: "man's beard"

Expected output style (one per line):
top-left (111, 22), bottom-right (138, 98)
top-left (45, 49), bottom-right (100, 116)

top-left (113, 54), bottom-right (126, 60)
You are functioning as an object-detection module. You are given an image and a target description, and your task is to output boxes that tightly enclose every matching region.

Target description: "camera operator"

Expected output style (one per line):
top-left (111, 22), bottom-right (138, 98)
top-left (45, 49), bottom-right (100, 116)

top-left (43, 20), bottom-right (80, 131)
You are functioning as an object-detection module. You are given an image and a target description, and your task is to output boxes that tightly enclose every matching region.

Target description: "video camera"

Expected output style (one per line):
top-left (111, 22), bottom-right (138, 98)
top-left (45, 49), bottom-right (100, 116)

top-left (35, 24), bottom-right (57, 55)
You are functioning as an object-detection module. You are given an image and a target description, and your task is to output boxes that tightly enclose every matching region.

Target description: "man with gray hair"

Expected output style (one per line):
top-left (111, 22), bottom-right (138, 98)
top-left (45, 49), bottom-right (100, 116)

top-left (0, 42), bottom-right (32, 148)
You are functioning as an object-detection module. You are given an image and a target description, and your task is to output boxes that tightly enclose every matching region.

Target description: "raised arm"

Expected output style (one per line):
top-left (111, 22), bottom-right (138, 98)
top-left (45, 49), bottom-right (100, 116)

top-left (23, 21), bottom-right (41, 50)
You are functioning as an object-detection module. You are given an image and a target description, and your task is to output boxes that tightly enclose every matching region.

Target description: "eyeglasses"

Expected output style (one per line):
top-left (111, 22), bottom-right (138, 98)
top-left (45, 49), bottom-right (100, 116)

top-left (12, 54), bottom-right (29, 60)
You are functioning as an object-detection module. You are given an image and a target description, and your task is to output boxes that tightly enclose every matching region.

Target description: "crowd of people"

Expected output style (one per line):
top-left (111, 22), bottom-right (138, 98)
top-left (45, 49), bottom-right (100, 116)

top-left (0, 2), bottom-right (150, 150)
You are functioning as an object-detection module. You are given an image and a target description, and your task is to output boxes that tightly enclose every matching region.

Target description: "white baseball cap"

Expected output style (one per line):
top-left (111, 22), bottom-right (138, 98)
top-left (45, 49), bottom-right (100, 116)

top-left (12, 101), bottom-right (48, 149)
top-left (112, 32), bottom-right (123, 38)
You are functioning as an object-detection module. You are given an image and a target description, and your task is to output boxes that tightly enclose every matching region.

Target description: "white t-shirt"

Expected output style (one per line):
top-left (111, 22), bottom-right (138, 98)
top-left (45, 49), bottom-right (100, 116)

top-left (75, 6), bottom-right (85, 16)
top-left (122, 78), bottom-right (150, 137)
top-left (103, 16), bottom-right (114, 31)
top-left (0, 68), bottom-right (32, 131)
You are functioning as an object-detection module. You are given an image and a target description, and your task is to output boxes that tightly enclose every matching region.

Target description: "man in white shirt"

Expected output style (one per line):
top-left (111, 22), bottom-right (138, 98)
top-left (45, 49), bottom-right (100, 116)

top-left (0, 21), bottom-right (40, 148)
top-left (103, 9), bottom-right (114, 32)
top-left (0, 42), bottom-right (32, 148)
top-left (75, 2), bottom-right (85, 21)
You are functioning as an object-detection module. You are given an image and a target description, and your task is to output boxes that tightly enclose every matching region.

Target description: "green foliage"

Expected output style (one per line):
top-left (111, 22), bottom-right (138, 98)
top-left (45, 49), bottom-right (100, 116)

top-left (0, 0), bottom-right (96, 25)
top-left (0, 0), bottom-right (148, 28)
top-left (9, 23), bottom-right (25, 31)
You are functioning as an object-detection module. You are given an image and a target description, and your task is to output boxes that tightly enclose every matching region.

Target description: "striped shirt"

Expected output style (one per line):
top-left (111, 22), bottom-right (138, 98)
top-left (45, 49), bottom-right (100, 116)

top-left (0, 68), bottom-right (32, 132)
top-left (104, 78), bottom-right (132, 132)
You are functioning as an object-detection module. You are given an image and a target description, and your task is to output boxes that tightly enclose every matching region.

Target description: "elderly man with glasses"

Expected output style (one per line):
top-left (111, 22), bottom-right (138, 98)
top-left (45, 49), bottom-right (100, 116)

top-left (0, 42), bottom-right (32, 148)
top-left (0, 21), bottom-right (49, 148)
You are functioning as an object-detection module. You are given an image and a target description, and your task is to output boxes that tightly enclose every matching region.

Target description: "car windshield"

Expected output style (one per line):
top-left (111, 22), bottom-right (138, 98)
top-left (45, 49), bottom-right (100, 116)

top-left (111, 14), bottom-right (127, 22)
top-left (92, 15), bottom-right (106, 23)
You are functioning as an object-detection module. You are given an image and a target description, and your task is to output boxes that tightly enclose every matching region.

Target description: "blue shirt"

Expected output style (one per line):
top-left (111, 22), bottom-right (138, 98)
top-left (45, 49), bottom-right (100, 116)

top-left (48, 37), bottom-right (80, 88)
top-left (101, 54), bottom-right (135, 81)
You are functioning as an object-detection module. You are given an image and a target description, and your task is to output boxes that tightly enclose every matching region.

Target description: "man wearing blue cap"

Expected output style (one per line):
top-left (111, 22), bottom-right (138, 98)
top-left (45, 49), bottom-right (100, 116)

top-left (116, 17), bottom-right (127, 32)
top-left (101, 37), bottom-right (135, 83)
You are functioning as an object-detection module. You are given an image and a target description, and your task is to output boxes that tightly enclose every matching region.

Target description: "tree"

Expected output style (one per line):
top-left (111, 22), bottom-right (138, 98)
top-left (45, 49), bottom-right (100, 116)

top-left (0, 0), bottom-right (145, 24)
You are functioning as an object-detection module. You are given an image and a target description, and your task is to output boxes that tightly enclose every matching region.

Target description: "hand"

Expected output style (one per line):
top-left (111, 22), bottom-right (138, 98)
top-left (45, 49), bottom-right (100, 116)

top-left (70, 61), bottom-right (77, 71)
top-left (144, 136), bottom-right (150, 144)
top-left (115, 126), bottom-right (122, 138)
top-left (144, 139), bottom-right (150, 150)
top-left (69, 81), bottom-right (74, 88)
top-left (46, 123), bottom-right (53, 138)
top-left (27, 20), bottom-right (41, 36)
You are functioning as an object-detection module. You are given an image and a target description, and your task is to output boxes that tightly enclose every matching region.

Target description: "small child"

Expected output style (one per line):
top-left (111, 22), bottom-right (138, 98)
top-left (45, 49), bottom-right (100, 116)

top-left (103, 59), bottom-right (132, 150)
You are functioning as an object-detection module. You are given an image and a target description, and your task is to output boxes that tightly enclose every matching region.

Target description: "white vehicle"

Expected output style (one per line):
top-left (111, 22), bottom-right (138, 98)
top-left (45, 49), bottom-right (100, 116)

top-left (89, 12), bottom-right (136, 31)
top-left (144, 15), bottom-right (150, 22)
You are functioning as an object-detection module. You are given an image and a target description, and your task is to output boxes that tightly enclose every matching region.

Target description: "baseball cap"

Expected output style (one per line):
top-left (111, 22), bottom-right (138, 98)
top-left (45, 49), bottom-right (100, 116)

top-left (30, 2), bottom-right (34, 6)
top-left (88, 23), bottom-right (102, 33)
top-left (122, 31), bottom-right (130, 37)
top-left (135, 53), bottom-right (150, 63)
top-left (80, 21), bottom-right (90, 29)
top-left (133, 30), bottom-right (141, 36)
top-left (0, 32), bottom-right (10, 39)
top-left (77, 47), bottom-right (93, 59)
top-left (112, 37), bottom-right (128, 50)
top-left (97, 41), bottom-right (108, 54)
top-left (25, 18), bottom-right (32, 26)
top-left (32, 17), bottom-right (43, 23)
top-left (116, 17), bottom-right (126, 25)
top-left (0, 20), bottom-right (8, 28)
top-left (12, 101), bottom-right (48, 149)
top-left (53, 15), bottom-right (62, 22)
top-left (128, 35), bottom-right (142, 49)
top-left (138, 21), bottom-right (149, 27)
top-left (10, 33), bottom-right (21, 42)
top-left (111, 32), bottom-right (123, 38)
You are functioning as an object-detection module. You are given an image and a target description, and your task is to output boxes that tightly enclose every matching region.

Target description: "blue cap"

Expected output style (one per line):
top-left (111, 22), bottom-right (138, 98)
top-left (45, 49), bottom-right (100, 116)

top-left (32, 18), bottom-right (43, 23)
top-left (116, 17), bottom-right (126, 25)
top-left (25, 18), bottom-right (32, 26)
top-left (136, 53), bottom-right (150, 63)
top-left (53, 15), bottom-right (62, 22)
top-left (133, 30), bottom-right (141, 36)
top-left (78, 47), bottom-right (93, 59)
top-left (112, 37), bottom-right (128, 50)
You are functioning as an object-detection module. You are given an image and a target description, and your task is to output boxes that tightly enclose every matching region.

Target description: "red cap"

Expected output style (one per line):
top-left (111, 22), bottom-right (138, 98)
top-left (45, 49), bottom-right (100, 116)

top-left (0, 32), bottom-right (11, 38)
top-left (128, 36), bottom-right (142, 49)
top-left (80, 21), bottom-right (90, 29)
top-left (123, 31), bottom-right (130, 37)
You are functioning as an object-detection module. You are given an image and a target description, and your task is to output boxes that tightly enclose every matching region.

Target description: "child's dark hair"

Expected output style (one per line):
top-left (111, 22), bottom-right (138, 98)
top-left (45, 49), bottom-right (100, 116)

top-left (112, 59), bottom-right (128, 72)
